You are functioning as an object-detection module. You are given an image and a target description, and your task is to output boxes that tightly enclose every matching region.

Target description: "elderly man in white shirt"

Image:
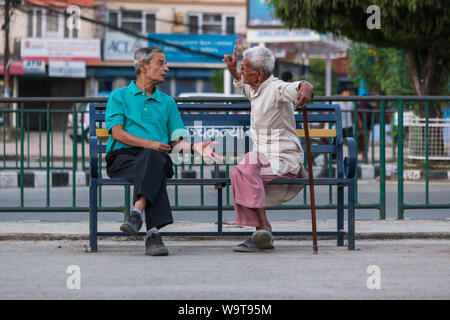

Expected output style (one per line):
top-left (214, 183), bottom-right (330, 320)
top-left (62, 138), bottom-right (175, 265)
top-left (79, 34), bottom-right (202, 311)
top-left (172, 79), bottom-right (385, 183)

top-left (223, 45), bottom-right (314, 252)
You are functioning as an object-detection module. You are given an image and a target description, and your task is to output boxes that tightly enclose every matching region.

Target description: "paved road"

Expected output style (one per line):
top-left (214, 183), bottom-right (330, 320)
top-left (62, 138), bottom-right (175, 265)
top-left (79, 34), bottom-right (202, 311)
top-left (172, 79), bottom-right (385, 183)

top-left (0, 239), bottom-right (448, 299)
top-left (1, 181), bottom-right (449, 222)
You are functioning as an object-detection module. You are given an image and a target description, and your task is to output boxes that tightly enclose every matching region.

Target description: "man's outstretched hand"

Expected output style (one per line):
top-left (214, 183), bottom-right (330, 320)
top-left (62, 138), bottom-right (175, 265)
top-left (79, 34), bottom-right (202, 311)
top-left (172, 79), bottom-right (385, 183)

top-left (295, 81), bottom-right (314, 110)
top-left (193, 141), bottom-right (223, 163)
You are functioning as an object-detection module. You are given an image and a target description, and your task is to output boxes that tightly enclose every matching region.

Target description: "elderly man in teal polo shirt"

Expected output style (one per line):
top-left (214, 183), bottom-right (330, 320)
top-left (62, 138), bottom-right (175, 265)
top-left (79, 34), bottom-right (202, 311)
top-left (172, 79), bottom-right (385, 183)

top-left (105, 47), bottom-right (220, 256)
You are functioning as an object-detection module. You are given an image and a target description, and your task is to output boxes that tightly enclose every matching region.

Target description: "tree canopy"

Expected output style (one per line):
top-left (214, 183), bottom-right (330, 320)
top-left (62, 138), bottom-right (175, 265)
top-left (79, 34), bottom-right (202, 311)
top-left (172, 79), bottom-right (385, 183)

top-left (348, 43), bottom-right (415, 96)
top-left (268, 0), bottom-right (449, 107)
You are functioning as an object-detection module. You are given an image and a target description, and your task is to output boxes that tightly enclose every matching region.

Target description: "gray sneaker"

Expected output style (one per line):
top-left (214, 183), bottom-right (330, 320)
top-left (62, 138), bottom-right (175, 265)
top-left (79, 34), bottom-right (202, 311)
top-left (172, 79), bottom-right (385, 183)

top-left (120, 209), bottom-right (143, 236)
top-left (145, 230), bottom-right (169, 256)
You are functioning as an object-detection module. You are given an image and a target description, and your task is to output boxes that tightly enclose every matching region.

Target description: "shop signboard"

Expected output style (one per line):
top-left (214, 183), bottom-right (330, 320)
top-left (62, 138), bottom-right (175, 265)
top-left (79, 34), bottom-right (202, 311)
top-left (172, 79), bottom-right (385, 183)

top-left (21, 38), bottom-right (101, 61)
top-left (246, 28), bottom-right (321, 43)
top-left (23, 60), bottom-right (46, 75)
top-left (247, 0), bottom-right (284, 27)
top-left (49, 60), bottom-right (86, 78)
top-left (147, 33), bottom-right (239, 63)
top-left (103, 32), bottom-right (146, 61)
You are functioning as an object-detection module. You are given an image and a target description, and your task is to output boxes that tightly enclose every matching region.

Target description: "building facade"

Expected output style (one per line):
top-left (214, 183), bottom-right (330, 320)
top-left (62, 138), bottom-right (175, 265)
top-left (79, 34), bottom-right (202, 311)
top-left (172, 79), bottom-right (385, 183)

top-left (0, 0), bottom-right (246, 103)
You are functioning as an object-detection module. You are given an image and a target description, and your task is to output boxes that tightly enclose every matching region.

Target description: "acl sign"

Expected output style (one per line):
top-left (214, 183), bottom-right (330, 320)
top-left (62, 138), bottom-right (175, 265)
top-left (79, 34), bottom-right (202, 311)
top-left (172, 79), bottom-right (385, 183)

top-left (104, 32), bottom-right (146, 61)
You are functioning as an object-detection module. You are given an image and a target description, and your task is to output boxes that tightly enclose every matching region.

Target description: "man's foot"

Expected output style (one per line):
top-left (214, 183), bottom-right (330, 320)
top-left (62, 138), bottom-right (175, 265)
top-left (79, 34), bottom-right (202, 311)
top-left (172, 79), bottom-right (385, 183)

top-left (119, 209), bottom-right (143, 236)
top-left (145, 230), bottom-right (169, 256)
top-left (251, 228), bottom-right (274, 249)
top-left (233, 236), bottom-right (274, 252)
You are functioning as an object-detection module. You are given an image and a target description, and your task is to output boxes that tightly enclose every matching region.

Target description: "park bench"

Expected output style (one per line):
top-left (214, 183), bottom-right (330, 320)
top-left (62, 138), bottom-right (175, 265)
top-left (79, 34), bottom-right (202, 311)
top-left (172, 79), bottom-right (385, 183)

top-left (89, 102), bottom-right (356, 252)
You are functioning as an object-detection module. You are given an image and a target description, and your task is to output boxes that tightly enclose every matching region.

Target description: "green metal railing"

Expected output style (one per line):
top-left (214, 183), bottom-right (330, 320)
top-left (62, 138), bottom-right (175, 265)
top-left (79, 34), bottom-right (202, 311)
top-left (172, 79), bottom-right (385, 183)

top-left (1, 96), bottom-right (449, 219)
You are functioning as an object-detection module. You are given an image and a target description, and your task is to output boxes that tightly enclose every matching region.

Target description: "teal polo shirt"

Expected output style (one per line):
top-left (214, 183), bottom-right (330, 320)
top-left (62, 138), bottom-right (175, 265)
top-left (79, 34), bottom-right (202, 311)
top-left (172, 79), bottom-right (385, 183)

top-left (105, 81), bottom-right (188, 153)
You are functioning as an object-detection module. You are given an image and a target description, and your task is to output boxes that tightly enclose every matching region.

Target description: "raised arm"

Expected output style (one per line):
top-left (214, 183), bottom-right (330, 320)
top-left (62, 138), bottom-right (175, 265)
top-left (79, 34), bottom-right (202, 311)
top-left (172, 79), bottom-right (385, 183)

top-left (222, 45), bottom-right (241, 81)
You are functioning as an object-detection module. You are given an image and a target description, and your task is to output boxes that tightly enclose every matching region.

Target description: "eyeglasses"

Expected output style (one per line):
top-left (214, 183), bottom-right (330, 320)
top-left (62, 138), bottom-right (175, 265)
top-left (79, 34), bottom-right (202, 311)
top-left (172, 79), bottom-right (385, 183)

top-left (241, 67), bottom-right (258, 74)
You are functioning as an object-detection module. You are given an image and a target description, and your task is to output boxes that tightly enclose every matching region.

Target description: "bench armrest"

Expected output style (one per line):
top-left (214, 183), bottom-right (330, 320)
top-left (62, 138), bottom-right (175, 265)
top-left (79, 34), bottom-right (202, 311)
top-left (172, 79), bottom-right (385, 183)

top-left (90, 136), bottom-right (98, 179)
top-left (344, 137), bottom-right (357, 179)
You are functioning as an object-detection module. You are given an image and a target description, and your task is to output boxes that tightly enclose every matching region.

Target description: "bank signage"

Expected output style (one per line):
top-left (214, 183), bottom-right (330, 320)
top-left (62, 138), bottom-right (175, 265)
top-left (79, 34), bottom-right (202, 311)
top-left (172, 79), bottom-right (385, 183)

top-left (103, 32), bottom-right (146, 61)
top-left (23, 60), bottom-right (46, 74)
top-left (104, 32), bottom-right (238, 64)
top-left (21, 38), bottom-right (101, 61)
top-left (49, 61), bottom-right (86, 78)
top-left (147, 33), bottom-right (239, 63)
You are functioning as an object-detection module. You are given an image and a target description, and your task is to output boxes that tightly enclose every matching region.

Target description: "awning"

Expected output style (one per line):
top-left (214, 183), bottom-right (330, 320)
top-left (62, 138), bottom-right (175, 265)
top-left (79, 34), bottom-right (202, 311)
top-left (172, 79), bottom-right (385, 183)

top-left (24, 0), bottom-right (94, 8)
top-left (0, 61), bottom-right (25, 75)
top-left (87, 67), bottom-right (213, 80)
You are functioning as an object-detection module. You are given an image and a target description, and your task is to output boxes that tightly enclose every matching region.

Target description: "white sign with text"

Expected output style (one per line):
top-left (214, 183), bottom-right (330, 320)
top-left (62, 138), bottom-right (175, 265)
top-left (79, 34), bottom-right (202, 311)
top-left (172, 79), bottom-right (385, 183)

top-left (49, 60), bottom-right (86, 78)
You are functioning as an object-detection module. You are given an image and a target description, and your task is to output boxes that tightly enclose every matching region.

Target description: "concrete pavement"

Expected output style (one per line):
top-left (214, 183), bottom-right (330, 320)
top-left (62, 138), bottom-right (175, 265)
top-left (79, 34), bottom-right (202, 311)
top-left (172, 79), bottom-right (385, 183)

top-left (0, 219), bottom-right (449, 299)
top-left (0, 239), bottom-right (449, 299)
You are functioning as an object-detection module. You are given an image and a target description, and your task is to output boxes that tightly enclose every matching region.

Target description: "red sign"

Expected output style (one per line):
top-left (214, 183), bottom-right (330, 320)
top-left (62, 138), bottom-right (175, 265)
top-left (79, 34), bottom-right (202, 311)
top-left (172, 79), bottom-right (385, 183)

top-left (0, 61), bottom-right (25, 75)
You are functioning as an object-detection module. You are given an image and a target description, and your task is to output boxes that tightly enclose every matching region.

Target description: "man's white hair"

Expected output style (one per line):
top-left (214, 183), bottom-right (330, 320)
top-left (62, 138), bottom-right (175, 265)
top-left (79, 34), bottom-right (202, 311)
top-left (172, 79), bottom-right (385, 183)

top-left (133, 47), bottom-right (163, 75)
top-left (243, 46), bottom-right (275, 75)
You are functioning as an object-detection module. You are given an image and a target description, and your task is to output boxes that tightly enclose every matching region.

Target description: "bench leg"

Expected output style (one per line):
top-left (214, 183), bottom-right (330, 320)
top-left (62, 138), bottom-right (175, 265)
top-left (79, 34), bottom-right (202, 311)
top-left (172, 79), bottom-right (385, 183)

top-left (217, 186), bottom-right (223, 235)
top-left (347, 179), bottom-right (356, 250)
top-left (89, 179), bottom-right (98, 252)
top-left (337, 185), bottom-right (344, 246)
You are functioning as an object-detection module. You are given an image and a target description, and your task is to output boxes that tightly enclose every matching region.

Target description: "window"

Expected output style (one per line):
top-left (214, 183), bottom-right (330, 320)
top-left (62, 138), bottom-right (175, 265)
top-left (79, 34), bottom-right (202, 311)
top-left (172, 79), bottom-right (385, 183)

top-left (188, 15), bottom-right (199, 34)
top-left (46, 10), bottom-right (59, 33)
top-left (108, 10), bottom-right (157, 34)
top-left (145, 14), bottom-right (156, 33)
top-left (27, 9), bottom-right (78, 38)
top-left (226, 16), bottom-right (235, 34)
top-left (186, 13), bottom-right (235, 35)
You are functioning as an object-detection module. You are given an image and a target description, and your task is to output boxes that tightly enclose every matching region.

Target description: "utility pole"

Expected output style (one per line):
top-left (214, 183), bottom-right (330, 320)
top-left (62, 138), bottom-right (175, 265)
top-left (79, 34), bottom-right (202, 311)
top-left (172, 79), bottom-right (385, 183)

top-left (3, 0), bottom-right (10, 98)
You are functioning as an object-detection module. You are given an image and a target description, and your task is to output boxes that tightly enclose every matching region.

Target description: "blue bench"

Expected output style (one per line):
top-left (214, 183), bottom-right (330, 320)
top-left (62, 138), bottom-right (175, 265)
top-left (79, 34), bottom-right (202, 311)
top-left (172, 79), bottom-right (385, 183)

top-left (89, 103), bottom-right (357, 252)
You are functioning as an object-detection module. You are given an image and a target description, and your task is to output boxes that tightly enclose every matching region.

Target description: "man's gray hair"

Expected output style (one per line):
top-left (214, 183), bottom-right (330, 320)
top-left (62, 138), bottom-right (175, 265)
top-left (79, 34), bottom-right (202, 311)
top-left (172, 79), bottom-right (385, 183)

top-left (243, 46), bottom-right (275, 75)
top-left (133, 47), bottom-right (163, 75)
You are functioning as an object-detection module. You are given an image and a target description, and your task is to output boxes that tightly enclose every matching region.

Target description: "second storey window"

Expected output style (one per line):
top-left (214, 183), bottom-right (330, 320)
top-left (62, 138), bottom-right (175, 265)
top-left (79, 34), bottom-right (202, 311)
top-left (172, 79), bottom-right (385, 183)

top-left (108, 10), bottom-right (156, 34)
top-left (187, 13), bottom-right (235, 35)
top-left (27, 9), bottom-right (78, 38)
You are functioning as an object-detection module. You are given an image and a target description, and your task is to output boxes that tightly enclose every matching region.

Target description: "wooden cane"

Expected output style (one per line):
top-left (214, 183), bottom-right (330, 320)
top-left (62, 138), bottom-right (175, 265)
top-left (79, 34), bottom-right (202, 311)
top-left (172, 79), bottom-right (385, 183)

top-left (297, 102), bottom-right (318, 254)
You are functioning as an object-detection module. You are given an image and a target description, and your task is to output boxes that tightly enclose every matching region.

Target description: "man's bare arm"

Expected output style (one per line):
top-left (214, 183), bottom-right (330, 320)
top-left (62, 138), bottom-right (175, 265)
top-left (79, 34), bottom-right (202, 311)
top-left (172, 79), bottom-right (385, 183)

top-left (110, 125), bottom-right (171, 153)
top-left (222, 44), bottom-right (241, 81)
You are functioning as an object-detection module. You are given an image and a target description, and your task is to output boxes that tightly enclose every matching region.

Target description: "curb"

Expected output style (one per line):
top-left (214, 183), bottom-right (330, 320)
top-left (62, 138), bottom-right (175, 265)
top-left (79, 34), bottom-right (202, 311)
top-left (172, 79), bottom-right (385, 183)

top-left (1, 232), bottom-right (449, 242)
top-left (0, 171), bottom-right (90, 188)
top-left (1, 166), bottom-right (450, 188)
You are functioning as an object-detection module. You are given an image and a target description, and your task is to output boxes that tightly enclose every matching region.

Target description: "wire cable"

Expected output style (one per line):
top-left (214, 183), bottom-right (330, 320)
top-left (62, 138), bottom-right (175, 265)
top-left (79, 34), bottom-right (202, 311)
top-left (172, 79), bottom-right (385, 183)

top-left (16, 2), bottom-right (240, 61)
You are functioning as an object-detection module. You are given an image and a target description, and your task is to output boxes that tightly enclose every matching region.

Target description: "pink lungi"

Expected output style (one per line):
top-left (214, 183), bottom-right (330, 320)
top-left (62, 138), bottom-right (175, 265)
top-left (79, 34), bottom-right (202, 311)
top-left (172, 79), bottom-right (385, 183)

top-left (230, 151), bottom-right (301, 228)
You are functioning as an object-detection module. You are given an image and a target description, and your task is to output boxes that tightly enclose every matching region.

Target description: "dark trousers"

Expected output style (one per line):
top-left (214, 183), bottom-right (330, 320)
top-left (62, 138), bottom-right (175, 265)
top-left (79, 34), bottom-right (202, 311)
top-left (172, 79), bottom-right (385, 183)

top-left (105, 147), bottom-right (174, 230)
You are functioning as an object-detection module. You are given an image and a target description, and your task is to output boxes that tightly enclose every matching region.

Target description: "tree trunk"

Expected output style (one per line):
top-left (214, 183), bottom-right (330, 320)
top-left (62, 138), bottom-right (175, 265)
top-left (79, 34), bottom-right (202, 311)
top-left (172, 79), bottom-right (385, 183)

top-left (406, 48), bottom-right (442, 117)
top-left (406, 48), bottom-right (445, 164)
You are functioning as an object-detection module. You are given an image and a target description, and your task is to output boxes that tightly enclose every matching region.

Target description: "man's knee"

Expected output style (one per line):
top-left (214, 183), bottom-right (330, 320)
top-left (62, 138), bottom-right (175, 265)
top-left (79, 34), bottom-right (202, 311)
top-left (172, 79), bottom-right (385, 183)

top-left (139, 148), bottom-right (166, 168)
top-left (239, 151), bottom-right (260, 167)
top-left (141, 148), bottom-right (161, 157)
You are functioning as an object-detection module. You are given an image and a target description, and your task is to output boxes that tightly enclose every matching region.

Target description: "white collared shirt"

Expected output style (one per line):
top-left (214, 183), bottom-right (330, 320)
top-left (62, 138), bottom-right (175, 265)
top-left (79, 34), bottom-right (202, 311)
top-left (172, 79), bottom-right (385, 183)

top-left (234, 75), bottom-right (305, 175)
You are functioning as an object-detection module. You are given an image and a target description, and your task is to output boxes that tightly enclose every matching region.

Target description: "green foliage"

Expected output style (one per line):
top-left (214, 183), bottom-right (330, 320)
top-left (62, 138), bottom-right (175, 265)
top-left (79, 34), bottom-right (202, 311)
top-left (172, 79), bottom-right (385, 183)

top-left (268, 0), bottom-right (450, 96)
top-left (211, 69), bottom-right (224, 93)
top-left (348, 42), bottom-right (415, 95)
top-left (302, 59), bottom-right (339, 96)
top-left (268, 0), bottom-right (449, 53)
